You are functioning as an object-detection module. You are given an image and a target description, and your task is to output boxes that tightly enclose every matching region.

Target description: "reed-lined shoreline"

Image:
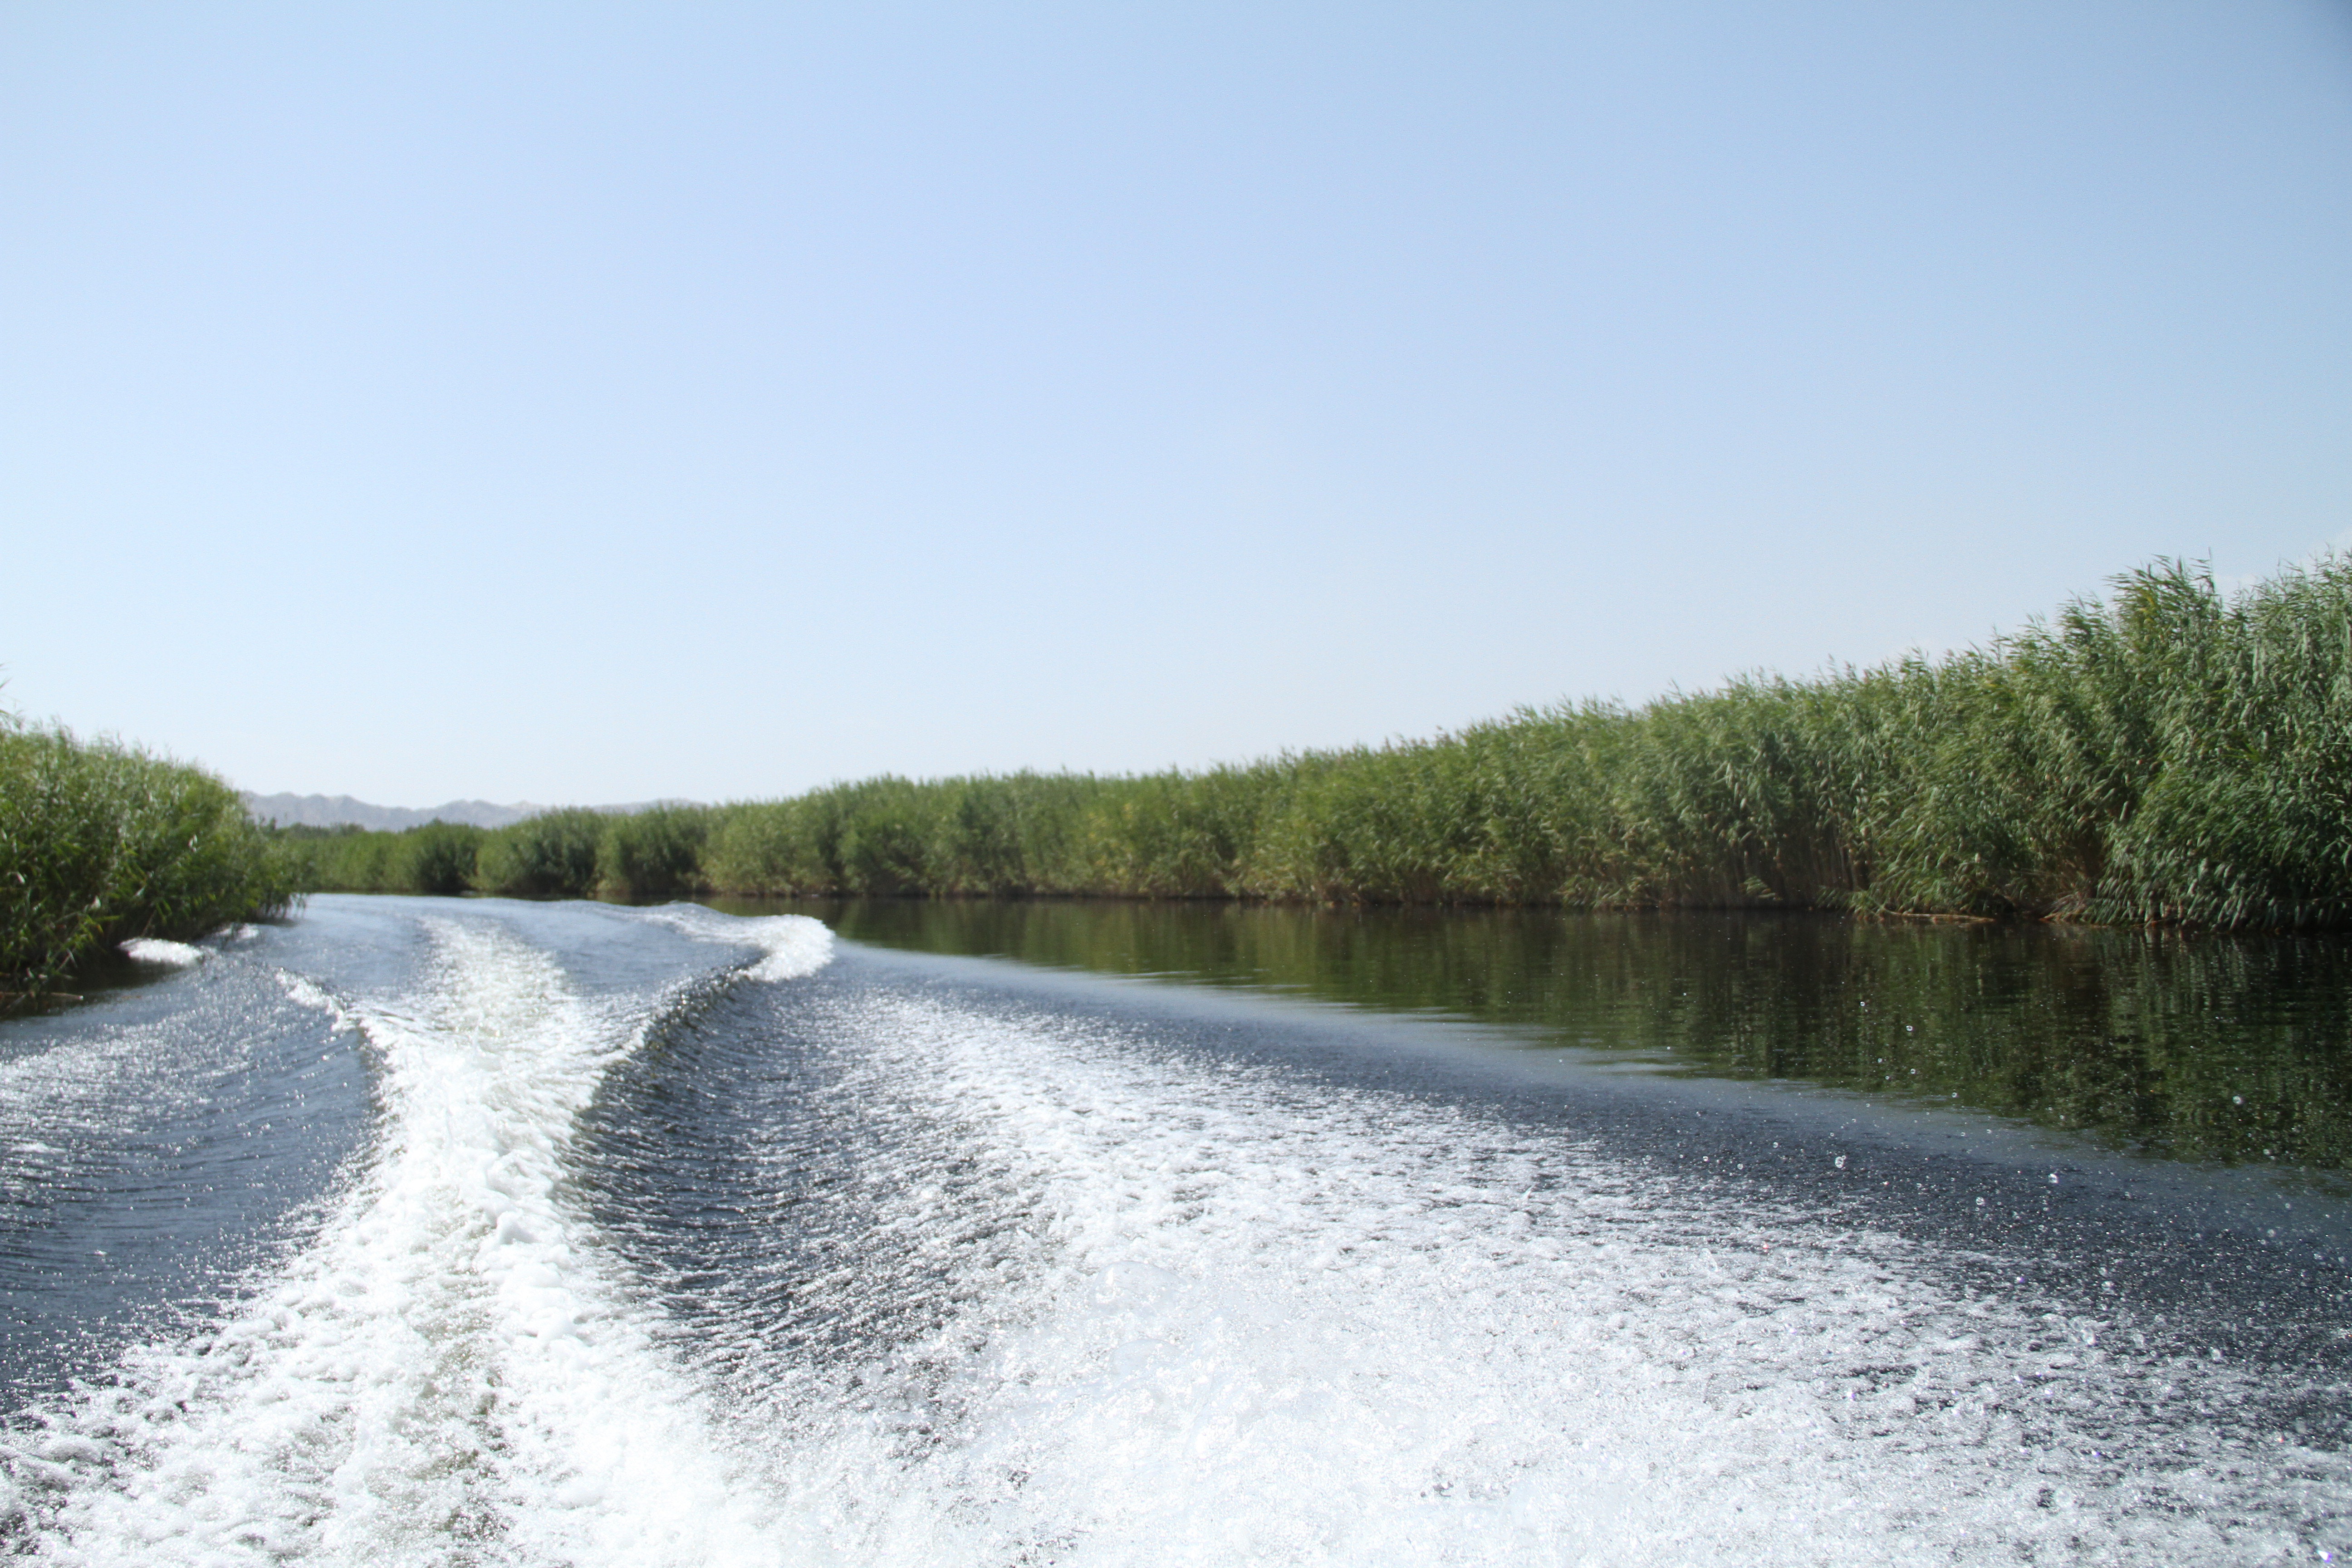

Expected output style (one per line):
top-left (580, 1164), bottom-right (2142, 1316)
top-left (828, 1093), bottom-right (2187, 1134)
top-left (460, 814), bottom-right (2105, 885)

top-left (282, 557), bottom-right (2352, 929)
top-left (0, 723), bottom-right (296, 1004)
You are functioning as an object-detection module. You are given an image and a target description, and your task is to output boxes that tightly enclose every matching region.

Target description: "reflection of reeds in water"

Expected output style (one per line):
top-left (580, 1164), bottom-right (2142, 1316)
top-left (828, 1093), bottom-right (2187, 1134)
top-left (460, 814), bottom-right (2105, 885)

top-left (293, 557), bottom-right (2352, 930)
top-left (0, 724), bottom-right (295, 1002)
top-left (809, 898), bottom-right (2352, 1171)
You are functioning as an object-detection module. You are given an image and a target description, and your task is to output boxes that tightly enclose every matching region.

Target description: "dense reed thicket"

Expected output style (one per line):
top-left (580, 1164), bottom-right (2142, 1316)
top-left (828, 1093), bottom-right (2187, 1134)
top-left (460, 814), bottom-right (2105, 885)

top-left (0, 721), bottom-right (298, 1003)
top-left (293, 559), bottom-right (2352, 928)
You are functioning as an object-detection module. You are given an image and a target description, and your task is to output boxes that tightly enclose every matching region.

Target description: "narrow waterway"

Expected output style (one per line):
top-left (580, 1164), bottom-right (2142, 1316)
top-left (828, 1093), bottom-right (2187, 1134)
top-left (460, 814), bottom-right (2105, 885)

top-left (3, 896), bottom-right (2345, 1564)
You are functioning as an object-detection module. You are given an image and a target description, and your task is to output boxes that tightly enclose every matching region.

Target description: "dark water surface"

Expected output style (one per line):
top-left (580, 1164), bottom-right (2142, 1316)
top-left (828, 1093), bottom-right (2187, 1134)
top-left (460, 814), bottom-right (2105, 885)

top-left (2, 895), bottom-right (2347, 1565)
top-left (737, 898), bottom-right (2352, 1173)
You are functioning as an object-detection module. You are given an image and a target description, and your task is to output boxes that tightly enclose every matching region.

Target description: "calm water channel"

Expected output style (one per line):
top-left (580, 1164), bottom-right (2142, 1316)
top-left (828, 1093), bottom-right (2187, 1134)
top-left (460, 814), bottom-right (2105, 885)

top-left (750, 898), bottom-right (2352, 1173)
top-left (2, 895), bottom-right (2346, 1565)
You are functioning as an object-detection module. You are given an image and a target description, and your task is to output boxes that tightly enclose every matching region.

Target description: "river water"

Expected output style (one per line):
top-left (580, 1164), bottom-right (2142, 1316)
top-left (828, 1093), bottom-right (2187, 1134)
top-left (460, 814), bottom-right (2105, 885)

top-left (2, 894), bottom-right (2347, 1565)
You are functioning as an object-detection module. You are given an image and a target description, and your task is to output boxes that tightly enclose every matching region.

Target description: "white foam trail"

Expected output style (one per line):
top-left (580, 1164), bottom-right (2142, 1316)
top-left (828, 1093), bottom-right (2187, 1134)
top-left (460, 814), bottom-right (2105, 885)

top-left (21, 918), bottom-right (808, 1568)
top-left (277, 970), bottom-right (358, 1030)
top-left (729, 992), bottom-right (2349, 1567)
top-left (14, 911), bottom-right (2343, 1565)
top-left (118, 938), bottom-right (203, 967)
top-left (637, 903), bottom-right (833, 982)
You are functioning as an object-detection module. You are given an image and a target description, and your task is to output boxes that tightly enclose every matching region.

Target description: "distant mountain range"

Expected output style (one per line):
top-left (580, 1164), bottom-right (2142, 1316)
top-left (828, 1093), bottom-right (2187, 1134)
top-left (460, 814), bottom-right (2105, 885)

top-left (242, 794), bottom-right (688, 831)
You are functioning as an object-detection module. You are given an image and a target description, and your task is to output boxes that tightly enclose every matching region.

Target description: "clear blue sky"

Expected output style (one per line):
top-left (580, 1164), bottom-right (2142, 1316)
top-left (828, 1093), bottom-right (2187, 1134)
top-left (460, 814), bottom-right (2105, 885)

top-left (6, 3), bottom-right (2349, 806)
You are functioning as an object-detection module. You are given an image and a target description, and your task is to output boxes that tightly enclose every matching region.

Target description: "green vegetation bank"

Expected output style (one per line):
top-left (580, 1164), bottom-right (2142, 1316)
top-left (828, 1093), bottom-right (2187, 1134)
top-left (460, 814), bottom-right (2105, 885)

top-left (289, 559), bottom-right (2352, 929)
top-left (1, 721), bottom-right (296, 1004)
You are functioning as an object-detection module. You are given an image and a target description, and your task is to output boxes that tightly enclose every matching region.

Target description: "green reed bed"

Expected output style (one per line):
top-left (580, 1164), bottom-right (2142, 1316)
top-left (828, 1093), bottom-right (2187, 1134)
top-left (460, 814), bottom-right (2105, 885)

top-left (0, 723), bottom-right (297, 1005)
top-left (297, 558), bottom-right (2352, 929)
top-left (274, 820), bottom-right (487, 897)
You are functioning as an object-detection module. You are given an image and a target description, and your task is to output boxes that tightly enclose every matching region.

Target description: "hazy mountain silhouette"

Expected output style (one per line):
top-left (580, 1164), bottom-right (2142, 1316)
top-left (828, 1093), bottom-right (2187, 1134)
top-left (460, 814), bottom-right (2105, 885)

top-left (242, 794), bottom-right (685, 830)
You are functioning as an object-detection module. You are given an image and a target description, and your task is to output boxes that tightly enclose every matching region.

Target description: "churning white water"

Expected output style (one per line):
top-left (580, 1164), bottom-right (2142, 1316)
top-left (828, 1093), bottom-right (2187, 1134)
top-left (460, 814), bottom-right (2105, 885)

top-left (693, 988), bottom-right (2345, 1566)
top-left (3, 900), bottom-right (2344, 1565)
top-left (10, 913), bottom-right (826, 1567)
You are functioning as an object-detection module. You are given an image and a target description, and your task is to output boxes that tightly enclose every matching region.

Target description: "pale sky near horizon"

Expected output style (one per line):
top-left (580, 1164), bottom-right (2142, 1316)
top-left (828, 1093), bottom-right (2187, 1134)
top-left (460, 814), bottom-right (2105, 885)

top-left (6, 3), bottom-right (2350, 806)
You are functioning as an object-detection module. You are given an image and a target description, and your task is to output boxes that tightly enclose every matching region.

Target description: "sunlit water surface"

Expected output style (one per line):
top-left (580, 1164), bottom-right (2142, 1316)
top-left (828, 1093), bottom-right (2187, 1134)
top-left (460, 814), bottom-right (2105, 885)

top-left (2, 895), bottom-right (2346, 1565)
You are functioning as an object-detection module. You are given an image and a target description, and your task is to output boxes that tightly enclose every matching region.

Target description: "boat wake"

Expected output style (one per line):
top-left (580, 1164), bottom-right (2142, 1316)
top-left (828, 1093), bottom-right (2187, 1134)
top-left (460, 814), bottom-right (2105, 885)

top-left (3, 901), bottom-right (2344, 1565)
